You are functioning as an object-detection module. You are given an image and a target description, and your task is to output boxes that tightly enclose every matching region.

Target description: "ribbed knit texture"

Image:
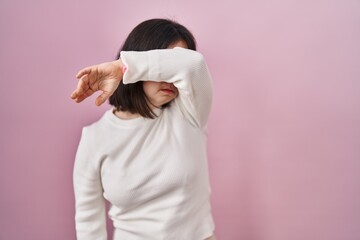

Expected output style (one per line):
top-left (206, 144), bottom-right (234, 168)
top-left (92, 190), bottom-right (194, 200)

top-left (73, 47), bottom-right (215, 240)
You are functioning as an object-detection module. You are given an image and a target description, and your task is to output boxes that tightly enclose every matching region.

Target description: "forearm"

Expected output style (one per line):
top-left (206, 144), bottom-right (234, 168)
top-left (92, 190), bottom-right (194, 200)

top-left (120, 47), bottom-right (205, 84)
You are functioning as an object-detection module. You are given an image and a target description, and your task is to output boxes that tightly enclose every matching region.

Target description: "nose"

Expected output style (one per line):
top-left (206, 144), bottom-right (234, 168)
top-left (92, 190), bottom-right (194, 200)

top-left (161, 82), bottom-right (175, 90)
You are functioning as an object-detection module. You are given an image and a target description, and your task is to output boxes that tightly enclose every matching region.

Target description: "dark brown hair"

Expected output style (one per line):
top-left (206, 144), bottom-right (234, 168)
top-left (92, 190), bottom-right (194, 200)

top-left (109, 18), bottom-right (197, 118)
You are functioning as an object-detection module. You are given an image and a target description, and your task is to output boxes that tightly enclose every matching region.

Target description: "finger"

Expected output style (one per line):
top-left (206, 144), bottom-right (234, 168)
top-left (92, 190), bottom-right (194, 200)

top-left (95, 92), bottom-right (111, 106)
top-left (70, 90), bottom-right (77, 99)
top-left (71, 75), bottom-right (89, 99)
top-left (76, 67), bottom-right (92, 79)
top-left (74, 88), bottom-right (95, 103)
top-left (75, 75), bottom-right (90, 96)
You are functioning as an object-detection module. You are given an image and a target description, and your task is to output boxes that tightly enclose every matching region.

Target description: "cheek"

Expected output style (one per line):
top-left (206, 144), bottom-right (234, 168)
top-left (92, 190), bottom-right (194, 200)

top-left (143, 82), bottom-right (157, 95)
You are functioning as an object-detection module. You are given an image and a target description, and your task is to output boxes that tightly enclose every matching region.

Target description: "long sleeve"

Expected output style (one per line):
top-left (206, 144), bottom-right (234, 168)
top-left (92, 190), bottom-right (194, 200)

top-left (120, 47), bottom-right (213, 129)
top-left (73, 127), bottom-right (107, 240)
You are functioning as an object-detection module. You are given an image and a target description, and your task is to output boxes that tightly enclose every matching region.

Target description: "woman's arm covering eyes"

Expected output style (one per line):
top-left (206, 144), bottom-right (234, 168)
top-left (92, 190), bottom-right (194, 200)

top-left (121, 47), bottom-right (213, 129)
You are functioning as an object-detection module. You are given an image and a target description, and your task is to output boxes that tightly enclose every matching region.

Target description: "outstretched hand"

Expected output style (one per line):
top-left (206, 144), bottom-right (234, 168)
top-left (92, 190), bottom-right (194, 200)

top-left (70, 59), bottom-right (124, 106)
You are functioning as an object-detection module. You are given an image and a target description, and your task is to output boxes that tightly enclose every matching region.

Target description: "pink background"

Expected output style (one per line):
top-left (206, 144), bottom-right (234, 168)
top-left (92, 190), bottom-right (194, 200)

top-left (1, 0), bottom-right (359, 239)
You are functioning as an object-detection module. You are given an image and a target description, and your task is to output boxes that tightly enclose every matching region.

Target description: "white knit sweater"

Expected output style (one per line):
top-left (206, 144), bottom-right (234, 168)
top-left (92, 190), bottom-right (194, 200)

top-left (73, 47), bottom-right (215, 240)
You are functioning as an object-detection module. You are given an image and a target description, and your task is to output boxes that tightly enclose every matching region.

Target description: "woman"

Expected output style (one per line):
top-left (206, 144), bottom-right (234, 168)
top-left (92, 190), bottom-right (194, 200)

top-left (71, 18), bottom-right (217, 240)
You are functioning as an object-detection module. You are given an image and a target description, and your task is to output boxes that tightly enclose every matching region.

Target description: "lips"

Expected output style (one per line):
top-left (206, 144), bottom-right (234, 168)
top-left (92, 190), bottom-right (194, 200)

top-left (161, 89), bottom-right (174, 94)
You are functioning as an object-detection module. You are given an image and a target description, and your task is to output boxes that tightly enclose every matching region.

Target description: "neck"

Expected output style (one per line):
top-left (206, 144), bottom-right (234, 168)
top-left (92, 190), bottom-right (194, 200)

top-left (113, 109), bottom-right (141, 120)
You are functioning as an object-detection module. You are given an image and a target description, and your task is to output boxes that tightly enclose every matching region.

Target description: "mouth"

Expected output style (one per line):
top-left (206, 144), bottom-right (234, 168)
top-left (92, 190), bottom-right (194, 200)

top-left (160, 89), bottom-right (175, 94)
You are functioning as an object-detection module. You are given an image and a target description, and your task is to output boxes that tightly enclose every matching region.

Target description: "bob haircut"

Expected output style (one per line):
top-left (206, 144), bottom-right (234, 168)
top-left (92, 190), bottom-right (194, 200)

top-left (109, 18), bottom-right (197, 119)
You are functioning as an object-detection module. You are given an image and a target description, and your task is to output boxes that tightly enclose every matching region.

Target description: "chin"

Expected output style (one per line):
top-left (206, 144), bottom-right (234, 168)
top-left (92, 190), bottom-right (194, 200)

top-left (160, 100), bottom-right (175, 109)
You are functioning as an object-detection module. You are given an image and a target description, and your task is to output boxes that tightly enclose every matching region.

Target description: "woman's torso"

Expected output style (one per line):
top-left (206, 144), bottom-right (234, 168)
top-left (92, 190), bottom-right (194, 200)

top-left (86, 103), bottom-right (214, 239)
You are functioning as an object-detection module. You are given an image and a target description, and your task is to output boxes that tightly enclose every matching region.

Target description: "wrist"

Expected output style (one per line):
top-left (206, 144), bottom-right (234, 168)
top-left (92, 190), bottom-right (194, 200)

top-left (114, 59), bottom-right (126, 80)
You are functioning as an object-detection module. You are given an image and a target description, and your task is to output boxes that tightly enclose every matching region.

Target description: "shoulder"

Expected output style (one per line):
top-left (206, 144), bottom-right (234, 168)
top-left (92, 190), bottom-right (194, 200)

top-left (80, 111), bottom-right (110, 146)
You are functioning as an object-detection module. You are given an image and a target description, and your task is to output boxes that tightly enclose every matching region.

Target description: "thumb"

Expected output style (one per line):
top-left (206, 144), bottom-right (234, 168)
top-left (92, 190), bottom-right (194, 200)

top-left (95, 92), bottom-right (111, 106)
